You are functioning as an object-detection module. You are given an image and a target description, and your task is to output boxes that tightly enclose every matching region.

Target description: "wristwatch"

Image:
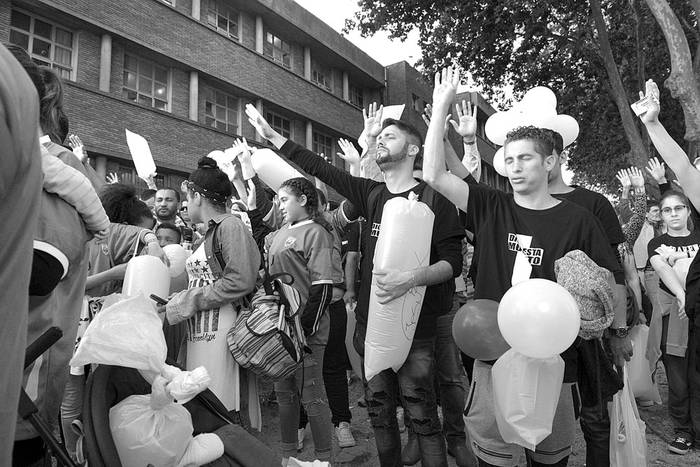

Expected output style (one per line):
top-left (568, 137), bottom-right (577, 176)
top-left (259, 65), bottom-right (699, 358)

top-left (610, 327), bottom-right (629, 338)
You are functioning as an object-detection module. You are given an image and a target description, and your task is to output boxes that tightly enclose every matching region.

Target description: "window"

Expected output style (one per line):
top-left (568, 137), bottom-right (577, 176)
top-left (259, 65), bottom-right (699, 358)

top-left (206, 0), bottom-right (239, 40)
top-left (265, 111), bottom-right (291, 139)
top-left (263, 31), bottom-right (291, 68)
top-left (9, 10), bottom-right (74, 80)
top-left (312, 131), bottom-right (334, 159)
top-left (349, 84), bottom-right (364, 108)
top-left (203, 87), bottom-right (240, 134)
top-left (121, 54), bottom-right (169, 111)
top-left (412, 94), bottom-right (423, 112)
top-left (311, 62), bottom-right (331, 91)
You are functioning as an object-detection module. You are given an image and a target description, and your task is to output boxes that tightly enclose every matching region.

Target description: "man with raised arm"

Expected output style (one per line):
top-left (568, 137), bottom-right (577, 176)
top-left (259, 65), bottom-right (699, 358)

top-left (423, 67), bottom-right (627, 467)
top-left (246, 104), bottom-right (464, 467)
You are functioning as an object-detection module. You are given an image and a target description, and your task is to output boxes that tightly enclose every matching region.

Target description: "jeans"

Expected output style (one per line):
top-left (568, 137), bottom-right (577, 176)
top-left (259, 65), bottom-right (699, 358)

top-left (435, 302), bottom-right (467, 443)
top-left (322, 299), bottom-right (351, 425)
top-left (274, 342), bottom-right (333, 460)
top-left (365, 337), bottom-right (447, 467)
top-left (661, 314), bottom-right (693, 437)
top-left (579, 399), bottom-right (610, 467)
top-left (687, 327), bottom-right (700, 443)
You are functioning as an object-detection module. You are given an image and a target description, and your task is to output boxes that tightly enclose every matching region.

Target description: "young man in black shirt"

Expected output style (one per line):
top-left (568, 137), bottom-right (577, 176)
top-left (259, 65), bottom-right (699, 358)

top-left (423, 68), bottom-right (627, 467)
top-left (246, 105), bottom-right (464, 466)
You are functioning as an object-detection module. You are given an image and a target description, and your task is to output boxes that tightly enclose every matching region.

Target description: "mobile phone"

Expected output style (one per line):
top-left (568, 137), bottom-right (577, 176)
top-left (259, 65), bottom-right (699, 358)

top-left (150, 294), bottom-right (168, 306)
top-left (630, 96), bottom-right (652, 116)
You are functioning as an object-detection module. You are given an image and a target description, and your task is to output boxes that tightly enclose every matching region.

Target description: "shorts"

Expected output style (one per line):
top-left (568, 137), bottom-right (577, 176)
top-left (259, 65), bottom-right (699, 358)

top-left (464, 360), bottom-right (580, 466)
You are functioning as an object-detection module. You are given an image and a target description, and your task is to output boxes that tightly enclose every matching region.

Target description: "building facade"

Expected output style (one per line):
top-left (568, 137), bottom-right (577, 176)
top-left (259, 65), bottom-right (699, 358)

top-left (2, 0), bottom-right (506, 193)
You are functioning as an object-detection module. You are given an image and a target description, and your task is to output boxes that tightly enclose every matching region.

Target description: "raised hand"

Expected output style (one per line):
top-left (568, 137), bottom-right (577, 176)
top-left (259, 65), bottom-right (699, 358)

top-left (363, 102), bottom-right (384, 139)
top-left (337, 138), bottom-right (360, 166)
top-left (432, 66), bottom-right (460, 112)
top-left (646, 157), bottom-right (667, 184)
top-left (231, 137), bottom-right (256, 180)
top-left (638, 79), bottom-right (660, 124)
top-left (628, 166), bottom-right (645, 188)
top-left (450, 99), bottom-right (477, 141)
top-left (615, 169), bottom-right (631, 190)
top-left (68, 134), bottom-right (88, 162)
top-left (245, 103), bottom-right (276, 141)
top-left (106, 172), bottom-right (119, 184)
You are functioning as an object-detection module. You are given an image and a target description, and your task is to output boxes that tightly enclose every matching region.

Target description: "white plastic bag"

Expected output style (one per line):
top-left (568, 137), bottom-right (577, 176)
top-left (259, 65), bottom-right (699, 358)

top-left (110, 391), bottom-right (193, 467)
top-left (628, 325), bottom-right (662, 404)
top-left (70, 293), bottom-right (166, 373)
top-left (492, 349), bottom-right (565, 450)
top-left (609, 367), bottom-right (647, 467)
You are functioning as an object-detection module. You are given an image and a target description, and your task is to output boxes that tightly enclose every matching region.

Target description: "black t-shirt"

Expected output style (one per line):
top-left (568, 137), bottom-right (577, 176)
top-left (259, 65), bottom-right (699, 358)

top-left (464, 184), bottom-right (623, 381)
top-left (553, 186), bottom-right (625, 246)
top-left (647, 231), bottom-right (700, 295)
top-left (280, 141), bottom-right (465, 339)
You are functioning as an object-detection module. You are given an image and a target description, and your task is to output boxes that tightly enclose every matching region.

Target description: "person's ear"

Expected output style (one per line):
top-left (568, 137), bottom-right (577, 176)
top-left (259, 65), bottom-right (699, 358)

top-left (407, 143), bottom-right (419, 157)
top-left (543, 153), bottom-right (557, 172)
top-left (299, 194), bottom-right (308, 207)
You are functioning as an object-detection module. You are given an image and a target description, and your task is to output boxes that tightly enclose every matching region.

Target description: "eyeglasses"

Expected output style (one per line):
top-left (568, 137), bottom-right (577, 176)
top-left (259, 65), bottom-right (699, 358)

top-left (661, 205), bottom-right (687, 215)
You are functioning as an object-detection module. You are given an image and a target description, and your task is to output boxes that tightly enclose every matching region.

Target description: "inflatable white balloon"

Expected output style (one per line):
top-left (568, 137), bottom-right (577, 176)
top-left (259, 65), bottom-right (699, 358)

top-left (365, 193), bottom-right (435, 381)
top-left (542, 114), bottom-right (580, 147)
top-left (162, 244), bottom-right (189, 278)
top-left (523, 105), bottom-right (557, 127)
top-left (523, 86), bottom-right (557, 110)
top-left (251, 148), bottom-right (303, 193)
top-left (492, 147), bottom-right (507, 177)
top-left (497, 279), bottom-right (580, 359)
top-left (123, 255), bottom-right (171, 305)
top-left (485, 111), bottom-right (520, 146)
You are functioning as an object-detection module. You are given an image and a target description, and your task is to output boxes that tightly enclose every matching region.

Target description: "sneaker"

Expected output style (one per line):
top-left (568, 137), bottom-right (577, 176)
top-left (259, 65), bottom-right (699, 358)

top-left (297, 427), bottom-right (305, 451)
top-left (335, 421), bottom-right (357, 448)
top-left (669, 435), bottom-right (693, 454)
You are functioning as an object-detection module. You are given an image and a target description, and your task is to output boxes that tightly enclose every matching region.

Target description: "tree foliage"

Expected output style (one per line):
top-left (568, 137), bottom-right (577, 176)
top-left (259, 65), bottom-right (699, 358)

top-left (346, 0), bottom-right (696, 193)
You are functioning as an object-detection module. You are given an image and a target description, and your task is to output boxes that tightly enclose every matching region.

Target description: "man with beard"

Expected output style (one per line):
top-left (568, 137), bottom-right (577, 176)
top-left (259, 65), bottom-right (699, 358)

top-left (246, 104), bottom-right (464, 467)
top-left (155, 187), bottom-right (184, 226)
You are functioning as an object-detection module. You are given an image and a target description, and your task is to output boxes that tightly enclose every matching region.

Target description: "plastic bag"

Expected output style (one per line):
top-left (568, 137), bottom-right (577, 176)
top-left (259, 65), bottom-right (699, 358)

top-left (110, 393), bottom-right (193, 467)
top-left (70, 293), bottom-right (166, 373)
top-left (609, 367), bottom-right (647, 467)
top-left (492, 349), bottom-right (565, 450)
top-left (627, 325), bottom-right (661, 404)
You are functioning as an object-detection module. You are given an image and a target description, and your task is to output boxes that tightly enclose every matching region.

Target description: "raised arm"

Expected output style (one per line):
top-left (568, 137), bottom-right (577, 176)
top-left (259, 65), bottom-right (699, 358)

top-left (422, 67), bottom-right (471, 212)
top-left (422, 103), bottom-right (469, 179)
top-left (450, 99), bottom-right (482, 182)
top-left (639, 80), bottom-right (700, 211)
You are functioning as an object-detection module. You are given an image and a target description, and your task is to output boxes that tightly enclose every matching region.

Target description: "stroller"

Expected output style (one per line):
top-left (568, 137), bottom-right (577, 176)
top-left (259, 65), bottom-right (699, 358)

top-left (80, 363), bottom-right (280, 467)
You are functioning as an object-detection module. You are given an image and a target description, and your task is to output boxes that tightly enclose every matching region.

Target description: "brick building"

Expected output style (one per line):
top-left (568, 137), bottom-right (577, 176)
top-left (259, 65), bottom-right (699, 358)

top-left (2, 0), bottom-right (506, 192)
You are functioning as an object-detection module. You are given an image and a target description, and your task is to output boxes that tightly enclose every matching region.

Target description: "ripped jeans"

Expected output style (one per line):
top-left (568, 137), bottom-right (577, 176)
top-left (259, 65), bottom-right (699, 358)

top-left (274, 342), bottom-right (333, 460)
top-left (365, 337), bottom-right (447, 467)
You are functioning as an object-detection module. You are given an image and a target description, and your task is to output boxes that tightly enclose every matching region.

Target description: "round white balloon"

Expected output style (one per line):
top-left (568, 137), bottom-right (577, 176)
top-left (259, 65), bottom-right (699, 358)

top-left (523, 105), bottom-right (557, 127)
top-left (543, 114), bottom-right (580, 147)
top-left (485, 111), bottom-right (521, 146)
top-left (497, 279), bottom-right (580, 359)
top-left (492, 147), bottom-right (507, 177)
top-left (162, 244), bottom-right (189, 278)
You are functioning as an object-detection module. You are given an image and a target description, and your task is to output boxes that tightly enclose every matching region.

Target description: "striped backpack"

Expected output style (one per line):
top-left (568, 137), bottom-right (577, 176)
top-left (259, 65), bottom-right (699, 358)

top-left (226, 272), bottom-right (308, 381)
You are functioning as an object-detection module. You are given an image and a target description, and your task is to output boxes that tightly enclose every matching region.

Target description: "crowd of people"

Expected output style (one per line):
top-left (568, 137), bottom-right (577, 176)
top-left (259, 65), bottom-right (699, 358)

top-left (2, 39), bottom-right (700, 467)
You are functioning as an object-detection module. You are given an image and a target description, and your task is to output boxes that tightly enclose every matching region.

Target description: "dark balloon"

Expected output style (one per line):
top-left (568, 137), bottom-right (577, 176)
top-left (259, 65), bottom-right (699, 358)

top-left (452, 299), bottom-right (510, 361)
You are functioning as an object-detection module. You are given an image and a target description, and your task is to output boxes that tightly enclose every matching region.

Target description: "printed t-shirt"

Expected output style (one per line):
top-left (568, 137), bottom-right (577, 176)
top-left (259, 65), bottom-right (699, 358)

top-left (184, 243), bottom-right (239, 411)
top-left (647, 231), bottom-right (700, 295)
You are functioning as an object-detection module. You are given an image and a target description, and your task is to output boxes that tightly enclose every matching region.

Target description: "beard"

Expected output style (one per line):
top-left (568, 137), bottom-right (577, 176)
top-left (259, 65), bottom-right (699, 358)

top-left (376, 145), bottom-right (408, 168)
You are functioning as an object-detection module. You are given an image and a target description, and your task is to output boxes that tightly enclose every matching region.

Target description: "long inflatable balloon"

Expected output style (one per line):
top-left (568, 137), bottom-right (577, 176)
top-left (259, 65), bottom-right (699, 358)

top-left (123, 255), bottom-right (171, 308)
top-left (365, 193), bottom-right (435, 381)
top-left (251, 148), bottom-right (303, 193)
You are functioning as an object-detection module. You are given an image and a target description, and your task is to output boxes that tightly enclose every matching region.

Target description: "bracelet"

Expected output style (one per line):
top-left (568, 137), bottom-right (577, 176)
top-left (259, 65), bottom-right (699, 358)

top-left (463, 139), bottom-right (476, 145)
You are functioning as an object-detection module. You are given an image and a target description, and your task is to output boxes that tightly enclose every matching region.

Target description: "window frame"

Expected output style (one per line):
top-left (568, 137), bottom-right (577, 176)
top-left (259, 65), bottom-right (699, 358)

top-left (312, 131), bottom-right (334, 161)
top-left (263, 30), bottom-right (291, 69)
top-left (349, 83), bottom-right (364, 108)
top-left (310, 61), bottom-right (332, 91)
top-left (121, 53), bottom-right (171, 111)
top-left (206, 0), bottom-right (240, 41)
top-left (9, 9), bottom-right (77, 81)
top-left (265, 110), bottom-right (292, 139)
top-left (202, 86), bottom-right (241, 135)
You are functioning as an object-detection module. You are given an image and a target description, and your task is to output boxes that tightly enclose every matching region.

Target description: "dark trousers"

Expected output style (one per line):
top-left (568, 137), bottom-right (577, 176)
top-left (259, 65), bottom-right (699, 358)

top-left (579, 400), bottom-right (610, 467)
top-left (363, 337), bottom-right (447, 467)
top-left (322, 299), bottom-right (352, 426)
top-left (661, 314), bottom-right (693, 437)
top-left (688, 327), bottom-right (700, 443)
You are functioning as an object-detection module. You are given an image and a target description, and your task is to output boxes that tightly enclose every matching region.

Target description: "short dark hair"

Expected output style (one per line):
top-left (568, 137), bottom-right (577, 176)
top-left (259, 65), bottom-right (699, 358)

top-left (156, 222), bottom-right (182, 243)
top-left (646, 199), bottom-right (659, 211)
top-left (505, 126), bottom-right (557, 159)
top-left (99, 183), bottom-right (154, 226)
top-left (381, 118), bottom-right (424, 169)
top-left (157, 187), bottom-right (181, 202)
top-left (140, 189), bottom-right (157, 201)
top-left (546, 129), bottom-right (564, 155)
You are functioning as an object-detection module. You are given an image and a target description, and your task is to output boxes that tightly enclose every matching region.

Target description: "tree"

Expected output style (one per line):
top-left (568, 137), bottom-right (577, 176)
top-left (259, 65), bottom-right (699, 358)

top-left (346, 0), bottom-right (697, 192)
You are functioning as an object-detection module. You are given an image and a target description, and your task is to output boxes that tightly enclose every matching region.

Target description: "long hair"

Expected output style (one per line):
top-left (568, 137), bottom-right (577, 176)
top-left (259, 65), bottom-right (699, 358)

top-left (39, 67), bottom-right (69, 143)
top-left (279, 177), bottom-right (333, 232)
top-left (99, 183), bottom-right (154, 226)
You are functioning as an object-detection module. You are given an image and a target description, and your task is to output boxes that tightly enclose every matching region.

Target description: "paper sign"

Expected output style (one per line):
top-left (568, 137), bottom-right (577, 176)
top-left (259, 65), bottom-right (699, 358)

top-left (358, 104), bottom-right (406, 150)
top-left (125, 129), bottom-right (156, 179)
